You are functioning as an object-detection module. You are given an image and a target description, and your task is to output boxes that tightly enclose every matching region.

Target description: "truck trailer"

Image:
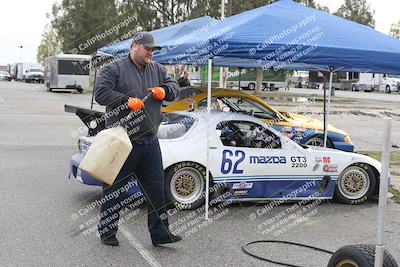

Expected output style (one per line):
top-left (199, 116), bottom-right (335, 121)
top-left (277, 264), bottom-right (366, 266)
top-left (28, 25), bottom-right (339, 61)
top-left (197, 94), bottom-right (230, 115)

top-left (44, 54), bottom-right (91, 93)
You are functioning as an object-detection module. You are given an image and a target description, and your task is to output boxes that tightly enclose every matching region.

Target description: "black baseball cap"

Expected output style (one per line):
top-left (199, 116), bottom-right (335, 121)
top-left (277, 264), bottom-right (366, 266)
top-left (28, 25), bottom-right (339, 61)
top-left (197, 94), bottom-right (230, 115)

top-left (131, 32), bottom-right (161, 50)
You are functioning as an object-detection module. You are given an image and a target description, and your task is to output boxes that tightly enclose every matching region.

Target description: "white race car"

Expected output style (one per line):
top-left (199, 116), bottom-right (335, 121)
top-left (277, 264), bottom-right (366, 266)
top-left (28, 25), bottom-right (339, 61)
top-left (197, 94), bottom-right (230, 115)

top-left (69, 110), bottom-right (383, 210)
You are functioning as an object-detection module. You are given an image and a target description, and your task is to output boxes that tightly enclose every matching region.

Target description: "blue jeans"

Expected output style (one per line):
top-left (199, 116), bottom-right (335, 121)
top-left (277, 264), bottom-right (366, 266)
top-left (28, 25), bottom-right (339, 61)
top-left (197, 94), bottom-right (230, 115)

top-left (98, 136), bottom-right (170, 239)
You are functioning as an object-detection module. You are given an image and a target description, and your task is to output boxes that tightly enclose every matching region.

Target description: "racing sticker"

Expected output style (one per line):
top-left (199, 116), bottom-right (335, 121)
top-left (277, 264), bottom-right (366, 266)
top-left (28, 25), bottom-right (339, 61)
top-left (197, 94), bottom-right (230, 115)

top-left (312, 162), bottom-right (320, 171)
top-left (249, 156), bottom-right (286, 164)
top-left (290, 156), bottom-right (307, 168)
top-left (323, 164), bottom-right (338, 172)
top-left (232, 181), bottom-right (253, 190)
top-left (322, 157), bottom-right (331, 164)
top-left (233, 190), bottom-right (249, 196)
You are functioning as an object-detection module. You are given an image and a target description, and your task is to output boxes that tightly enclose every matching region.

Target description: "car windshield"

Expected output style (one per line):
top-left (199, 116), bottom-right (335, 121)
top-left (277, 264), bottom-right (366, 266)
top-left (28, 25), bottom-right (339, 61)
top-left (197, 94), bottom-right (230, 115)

top-left (387, 75), bottom-right (400, 79)
top-left (199, 96), bottom-right (279, 120)
top-left (158, 113), bottom-right (195, 139)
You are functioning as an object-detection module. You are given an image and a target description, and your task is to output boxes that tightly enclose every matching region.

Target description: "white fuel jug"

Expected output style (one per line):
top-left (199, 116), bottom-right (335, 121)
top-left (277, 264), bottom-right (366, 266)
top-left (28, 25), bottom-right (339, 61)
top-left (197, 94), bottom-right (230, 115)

top-left (79, 126), bottom-right (132, 185)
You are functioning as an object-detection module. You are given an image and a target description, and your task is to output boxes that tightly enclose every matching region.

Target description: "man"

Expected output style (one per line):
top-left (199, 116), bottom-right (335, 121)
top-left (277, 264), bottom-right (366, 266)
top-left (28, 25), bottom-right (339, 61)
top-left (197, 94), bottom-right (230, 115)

top-left (177, 70), bottom-right (191, 87)
top-left (94, 32), bottom-right (181, 246)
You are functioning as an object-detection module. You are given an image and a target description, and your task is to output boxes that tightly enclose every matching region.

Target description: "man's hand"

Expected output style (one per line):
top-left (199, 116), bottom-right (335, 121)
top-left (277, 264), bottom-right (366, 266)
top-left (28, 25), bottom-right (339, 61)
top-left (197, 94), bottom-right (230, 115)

top-left (147, 87), bottom-right (165, 101)
top-left (128, 97), bottom-right (144, 111)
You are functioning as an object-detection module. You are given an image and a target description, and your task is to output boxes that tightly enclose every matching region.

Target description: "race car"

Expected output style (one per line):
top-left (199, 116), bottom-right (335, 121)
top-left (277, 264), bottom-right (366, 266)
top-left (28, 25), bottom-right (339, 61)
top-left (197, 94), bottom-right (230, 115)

top-left (162, 87), bottom-right (354, 152)
top-left (69, 109), bottom-right (382, 210)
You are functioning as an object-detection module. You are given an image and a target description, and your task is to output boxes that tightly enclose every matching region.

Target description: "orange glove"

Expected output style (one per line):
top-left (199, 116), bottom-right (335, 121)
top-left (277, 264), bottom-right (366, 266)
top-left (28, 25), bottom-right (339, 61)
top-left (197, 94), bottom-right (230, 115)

top-left (128, 97), bottom-right (144, 111)
top-left (148, 87), bottom-right (165, 101)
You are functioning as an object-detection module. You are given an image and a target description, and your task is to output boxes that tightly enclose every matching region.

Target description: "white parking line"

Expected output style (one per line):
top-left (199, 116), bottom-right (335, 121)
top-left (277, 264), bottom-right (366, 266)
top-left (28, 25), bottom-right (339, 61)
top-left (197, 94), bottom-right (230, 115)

top-left (119, 225), bottom-right (162, 267)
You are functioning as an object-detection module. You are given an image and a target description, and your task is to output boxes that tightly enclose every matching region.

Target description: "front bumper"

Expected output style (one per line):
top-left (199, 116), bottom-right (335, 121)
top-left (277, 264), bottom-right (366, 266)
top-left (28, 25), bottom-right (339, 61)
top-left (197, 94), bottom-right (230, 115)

top-left (69, 153), bottom-right (103, 186)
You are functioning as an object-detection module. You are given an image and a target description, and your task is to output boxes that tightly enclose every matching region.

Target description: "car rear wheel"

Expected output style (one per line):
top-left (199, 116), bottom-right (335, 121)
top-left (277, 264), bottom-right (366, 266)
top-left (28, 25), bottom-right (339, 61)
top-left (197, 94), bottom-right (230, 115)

top-left (385, 85), bottom-right (391, 94)
top-left (334, 165), bottom-right (376, 204)
top-left (165, 162), bottom-right (206, 210)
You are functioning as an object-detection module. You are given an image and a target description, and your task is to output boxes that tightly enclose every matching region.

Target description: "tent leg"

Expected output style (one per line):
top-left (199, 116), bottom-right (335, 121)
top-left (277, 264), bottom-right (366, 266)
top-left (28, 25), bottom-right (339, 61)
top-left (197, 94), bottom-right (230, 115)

top-left (205, 58), bottom-right (212, 220)
top-left (324, 70), bottom-right (333, 147)
top-left (374, 118), bottom-right (391, 267)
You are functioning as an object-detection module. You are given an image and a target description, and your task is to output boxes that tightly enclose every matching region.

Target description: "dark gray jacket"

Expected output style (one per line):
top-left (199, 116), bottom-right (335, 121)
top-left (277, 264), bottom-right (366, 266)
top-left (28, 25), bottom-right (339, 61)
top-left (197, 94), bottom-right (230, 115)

top-left (94, 55), bottom-right (179, 141)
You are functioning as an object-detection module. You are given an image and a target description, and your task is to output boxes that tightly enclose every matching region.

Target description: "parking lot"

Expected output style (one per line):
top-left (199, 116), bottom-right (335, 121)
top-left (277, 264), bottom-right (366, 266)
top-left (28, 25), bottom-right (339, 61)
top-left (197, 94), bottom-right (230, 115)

top-left (0, 81), bottom-right (399, 266)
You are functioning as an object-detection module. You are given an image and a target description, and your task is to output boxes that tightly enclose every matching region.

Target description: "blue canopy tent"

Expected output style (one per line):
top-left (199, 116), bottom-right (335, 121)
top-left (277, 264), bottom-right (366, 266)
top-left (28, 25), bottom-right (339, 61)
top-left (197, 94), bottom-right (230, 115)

top-left (98, 16), bottom-right (217, 58)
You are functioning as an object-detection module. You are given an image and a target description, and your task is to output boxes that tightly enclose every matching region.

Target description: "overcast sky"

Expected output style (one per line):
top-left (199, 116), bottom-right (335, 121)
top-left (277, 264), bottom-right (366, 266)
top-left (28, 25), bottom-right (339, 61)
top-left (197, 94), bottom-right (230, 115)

top-left (0, 0), bottom-right (399, 65)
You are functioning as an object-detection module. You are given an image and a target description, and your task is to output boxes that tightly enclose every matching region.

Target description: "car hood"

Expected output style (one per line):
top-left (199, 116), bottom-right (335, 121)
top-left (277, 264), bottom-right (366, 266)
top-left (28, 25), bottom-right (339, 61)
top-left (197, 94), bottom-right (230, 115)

top-left (280, 112), bottom-right (348, 136)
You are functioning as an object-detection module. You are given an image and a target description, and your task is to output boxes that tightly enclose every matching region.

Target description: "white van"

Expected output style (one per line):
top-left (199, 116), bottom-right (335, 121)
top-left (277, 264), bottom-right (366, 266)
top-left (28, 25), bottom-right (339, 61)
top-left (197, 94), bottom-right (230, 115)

top-left (351, 73), bottom-right (400, 93)
top-left (44, 54), bottom-right (91, 93)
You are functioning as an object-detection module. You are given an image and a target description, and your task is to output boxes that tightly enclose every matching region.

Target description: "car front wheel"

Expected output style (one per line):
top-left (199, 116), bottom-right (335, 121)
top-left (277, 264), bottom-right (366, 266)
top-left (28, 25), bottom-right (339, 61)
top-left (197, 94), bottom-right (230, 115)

top-left (385, 85), bottom-right (391, 93)
top-left (165, 162), bottom-right (206, 210)
top-left (334, 165), bottom-right (376, 204)
top-left (304, 136), bottom-right (333, 148)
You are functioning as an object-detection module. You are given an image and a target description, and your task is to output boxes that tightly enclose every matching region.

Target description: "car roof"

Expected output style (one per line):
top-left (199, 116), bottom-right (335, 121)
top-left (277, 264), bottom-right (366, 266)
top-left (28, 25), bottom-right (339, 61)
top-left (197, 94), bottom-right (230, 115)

top-left (169, 110), bottom-right (291, 140)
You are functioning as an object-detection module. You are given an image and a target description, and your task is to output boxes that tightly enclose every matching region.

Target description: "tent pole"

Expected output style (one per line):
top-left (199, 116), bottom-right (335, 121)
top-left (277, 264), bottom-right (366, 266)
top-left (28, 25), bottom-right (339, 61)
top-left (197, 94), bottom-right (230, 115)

top-left (91, 66), bottom-right (97, 109)
top-left (205, 58), bottom-right (213, 220)
top-left (238, 67), bottom-right (242, 90)
top-left (374, 118), bottom-right (391, 267)
top-left (324, 69), bottom-right (333, 147)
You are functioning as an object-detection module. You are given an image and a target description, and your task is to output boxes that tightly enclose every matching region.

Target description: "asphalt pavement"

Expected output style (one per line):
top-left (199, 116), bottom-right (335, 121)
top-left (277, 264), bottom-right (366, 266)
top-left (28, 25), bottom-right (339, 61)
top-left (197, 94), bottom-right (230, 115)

top-left (0, 81), bottom-right (399, 266)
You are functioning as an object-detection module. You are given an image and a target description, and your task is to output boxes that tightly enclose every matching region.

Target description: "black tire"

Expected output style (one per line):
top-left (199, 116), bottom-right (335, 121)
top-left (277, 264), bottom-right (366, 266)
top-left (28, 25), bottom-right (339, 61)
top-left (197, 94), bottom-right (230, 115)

top-left (164, 161), bottom-right (207, 210)
top-left (248, 83), bottom-right (255, 90)
top-left (352, 85), bottom-right (358, 91)
top-left (334, 164), bottom-right (376, 205)
top-left (328, 244), bottom-right (398, 267)
top-left (77, 88), bottom-right (83, 93)
top-left (385, 85), bottom-right (391, 94)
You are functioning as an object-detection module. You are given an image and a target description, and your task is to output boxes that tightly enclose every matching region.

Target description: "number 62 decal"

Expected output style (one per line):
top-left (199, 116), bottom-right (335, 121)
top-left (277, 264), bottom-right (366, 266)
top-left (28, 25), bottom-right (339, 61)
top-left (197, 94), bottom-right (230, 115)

top-left (221, 149), bottom-right (245, 174)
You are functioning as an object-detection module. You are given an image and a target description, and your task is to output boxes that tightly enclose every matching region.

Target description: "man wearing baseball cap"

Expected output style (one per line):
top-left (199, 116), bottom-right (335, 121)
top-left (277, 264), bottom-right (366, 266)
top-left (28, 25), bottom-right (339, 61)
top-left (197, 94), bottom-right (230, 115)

top-left (94, 32), bottom-right (181, 246)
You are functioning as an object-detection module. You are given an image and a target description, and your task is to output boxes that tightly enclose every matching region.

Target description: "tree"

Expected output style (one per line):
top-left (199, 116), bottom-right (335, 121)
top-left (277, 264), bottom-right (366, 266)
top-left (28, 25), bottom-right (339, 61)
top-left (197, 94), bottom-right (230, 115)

top-left (37, 24), bottom-right (62, 63)
top-left (389, 20), bottom-right (400, 39)
top-left (51, 0), bottom-right (125, 55)
top-left (334, 0), bottom-right (375, 28)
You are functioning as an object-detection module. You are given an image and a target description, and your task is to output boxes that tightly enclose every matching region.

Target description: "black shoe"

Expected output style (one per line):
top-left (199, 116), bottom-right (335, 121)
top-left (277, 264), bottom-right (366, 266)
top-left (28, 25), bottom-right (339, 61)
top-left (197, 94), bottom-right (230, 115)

top-left (101, 235), bottom-right (119, 246)
top-left (152, 234), bottom-right (182, 246)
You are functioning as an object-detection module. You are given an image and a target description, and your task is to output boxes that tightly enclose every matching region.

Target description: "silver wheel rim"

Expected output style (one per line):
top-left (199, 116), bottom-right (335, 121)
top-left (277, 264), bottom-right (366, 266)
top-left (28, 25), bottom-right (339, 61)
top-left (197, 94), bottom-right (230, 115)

top-left (248, 83), bottom-right (255, 90)
top-left (338, 167), bottom-right (370, 200)
top-left (305, 137), bottom-right (324, 147)
top-left (170, 167), bottom-right (204, 204)
top-left (336, 259), bottom-right (360, 267)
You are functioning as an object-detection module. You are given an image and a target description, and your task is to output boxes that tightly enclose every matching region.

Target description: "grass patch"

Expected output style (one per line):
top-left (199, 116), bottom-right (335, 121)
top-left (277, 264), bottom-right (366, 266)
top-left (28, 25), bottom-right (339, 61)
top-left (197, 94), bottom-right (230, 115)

top-left (389, 186), bottom-right (400, 204)
top-left (358, 151), bottom-right (400, 168)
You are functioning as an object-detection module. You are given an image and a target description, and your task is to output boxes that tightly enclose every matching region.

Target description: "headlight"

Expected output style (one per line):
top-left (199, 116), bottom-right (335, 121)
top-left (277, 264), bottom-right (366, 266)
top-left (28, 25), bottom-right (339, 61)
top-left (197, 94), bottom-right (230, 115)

top-left (344, 136), bottom-right (351, 143)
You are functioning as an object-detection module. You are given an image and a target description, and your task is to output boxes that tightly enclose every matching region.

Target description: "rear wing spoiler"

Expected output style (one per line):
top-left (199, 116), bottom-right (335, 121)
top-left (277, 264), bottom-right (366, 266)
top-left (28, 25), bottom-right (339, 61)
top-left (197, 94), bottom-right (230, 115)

top-left (64, 105), bottom-right (105, 136)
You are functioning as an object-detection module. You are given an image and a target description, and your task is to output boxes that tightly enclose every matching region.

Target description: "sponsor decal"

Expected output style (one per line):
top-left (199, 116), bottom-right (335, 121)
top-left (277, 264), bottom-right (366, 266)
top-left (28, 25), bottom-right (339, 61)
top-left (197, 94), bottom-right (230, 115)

top-left (233, 190), bottom-right (249, 196)
top-left (232, 181), bottom-right (253, 190)
top-left (323, 164), bottom-right (338, 172)
top-left (312, 162), bottom-right (320, 171)
top-left (249, 156), bottom-right (286, 164)
top-left (323, 157), bottom-right (331, 164)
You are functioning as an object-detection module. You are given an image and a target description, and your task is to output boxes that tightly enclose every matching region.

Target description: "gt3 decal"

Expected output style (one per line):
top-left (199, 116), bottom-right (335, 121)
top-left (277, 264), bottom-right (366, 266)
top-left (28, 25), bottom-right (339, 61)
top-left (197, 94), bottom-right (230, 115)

top-left (291, 156), bottom-right (307, 168)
